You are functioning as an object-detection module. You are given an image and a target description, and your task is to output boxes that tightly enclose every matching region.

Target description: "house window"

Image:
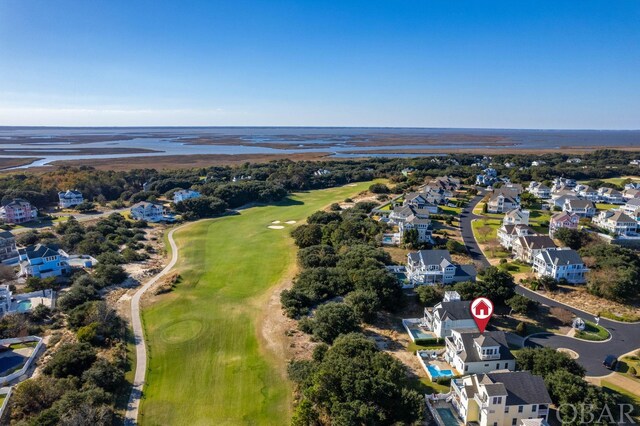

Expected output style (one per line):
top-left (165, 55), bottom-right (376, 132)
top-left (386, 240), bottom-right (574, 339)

top-left (518, 405), bottom-right (524, 413)
top-left (465, 365), bottom-right (468, 372)
top-left (532, 405), bottom-right (537, 412)
top-left (505, 406), bottom-right (509, 414)
top-left (496, 363), bottom-right (500, 369)
top-left (512, 419), bottom-right (518, 426)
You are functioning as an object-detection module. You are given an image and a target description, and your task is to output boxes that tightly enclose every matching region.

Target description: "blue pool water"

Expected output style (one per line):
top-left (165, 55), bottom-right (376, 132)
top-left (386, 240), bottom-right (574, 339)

top-left (436, 407), bottom-right (461, 426)
top-left (409, 327), bottom-right (431, 340)
top-left (0, 354), bottom-right (27, 375)
top-left (382, 236), bottom-right (393, 243)
top-left (16, 300), bottom-right (32, 312)
top-left (427, 364), bottom-right (454, 378)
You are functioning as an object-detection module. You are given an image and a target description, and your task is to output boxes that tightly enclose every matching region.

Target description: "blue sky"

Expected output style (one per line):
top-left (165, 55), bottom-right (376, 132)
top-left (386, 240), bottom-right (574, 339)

top-left (0, 0), bottom-right (638, 128)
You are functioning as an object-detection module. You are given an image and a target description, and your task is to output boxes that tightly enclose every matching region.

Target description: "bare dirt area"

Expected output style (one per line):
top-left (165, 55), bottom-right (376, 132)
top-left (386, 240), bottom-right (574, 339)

top-left (536, 285), bottom-right (640, 320)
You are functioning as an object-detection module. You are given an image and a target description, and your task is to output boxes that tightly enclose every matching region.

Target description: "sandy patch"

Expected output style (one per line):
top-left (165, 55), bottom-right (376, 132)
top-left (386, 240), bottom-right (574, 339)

top-left (558, 348), bottom-right (579, 359)
top-left (348, 184), bottom-right (357, 187)
top-left (285, 220), bottom-right (297, 224)
top-left (268, 225), bottom-right (285, 230)
top-left (271, 220), bottom-right (281, 224)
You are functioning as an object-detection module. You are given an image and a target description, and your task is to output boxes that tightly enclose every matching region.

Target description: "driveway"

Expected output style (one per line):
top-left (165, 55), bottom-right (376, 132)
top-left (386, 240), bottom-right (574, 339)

top-left (458, 190), bottom-right (640, 376)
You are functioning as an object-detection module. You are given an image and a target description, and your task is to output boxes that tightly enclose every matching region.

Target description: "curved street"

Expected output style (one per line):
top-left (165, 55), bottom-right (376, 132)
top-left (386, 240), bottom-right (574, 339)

top-left (460, 191), bottom-right (640, 376)
top-left (124, 224), bottom-right (185, 425)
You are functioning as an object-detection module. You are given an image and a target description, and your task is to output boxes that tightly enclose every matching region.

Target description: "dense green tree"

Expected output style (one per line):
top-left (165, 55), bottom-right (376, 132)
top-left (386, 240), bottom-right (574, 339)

top-left (302, 302), bottom-right (359, 343)
top-left (289, 333), bottom-right (424, 425)
top-left (297, 245), bottom-right (338, 268)
top-left (516, 347), bottom-right (585, 379)
top-left (291, 224), bottom-right (324, 248)
top-left (44, 343), bottom-right (97, 378)
top-left (415, 285), bottom-right (444, 307)
top-left (345, 289), bottom-right (381, 323)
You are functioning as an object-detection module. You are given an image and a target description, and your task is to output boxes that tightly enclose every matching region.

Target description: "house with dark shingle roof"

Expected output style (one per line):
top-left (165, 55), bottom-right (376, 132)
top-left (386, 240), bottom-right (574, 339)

top-left (406, 249), bottom-right (476, 286)
top-left (512, 235), bottom-right (556, 263)
top-left (423, 292), bottom-right (478, 338)
top-left (449, 371), bottom-right (552, 426)
top-left (58, 190), bottom-right (84, 208)
top-left (445, 330), bottom-right (516, 375)
top-left (563, 198), bottom-right (596, 217)
top-left (532, 248), bottom-right (588, 284)
top-left (18, 244), bottom-right (70, 278)
top-left (0, 231), bottom-right (17, 262)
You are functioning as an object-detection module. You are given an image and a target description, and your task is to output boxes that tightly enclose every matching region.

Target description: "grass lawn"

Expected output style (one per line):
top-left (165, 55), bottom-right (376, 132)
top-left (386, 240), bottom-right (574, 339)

top-left (596, 203), bottom-right (619, 211)
top-left (8, 341), bottom-right (38, 349)
top-left (140, 181), bottom-right (378, 425)
top-left (618, 354), bottom-right (640, 377)
top-left (471, 218), bottom-right (501, 243)
top-left (574, 321), bottom-right (610, 341)
top-left (498, 261), bottom-right (531, 274)
top-left (439, 205), bottom-right (462, 216)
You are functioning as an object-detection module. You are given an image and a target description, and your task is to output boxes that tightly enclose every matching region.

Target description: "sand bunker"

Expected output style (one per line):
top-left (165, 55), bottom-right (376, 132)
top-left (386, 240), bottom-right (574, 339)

top-left (268, 225), bottom-right (285, 230)
top-left (348, 184), bottom-right (357, 187)
top-left (271, 220), bottom-right (281, 224)
top-left (285, 220), bottom-right (297, 224)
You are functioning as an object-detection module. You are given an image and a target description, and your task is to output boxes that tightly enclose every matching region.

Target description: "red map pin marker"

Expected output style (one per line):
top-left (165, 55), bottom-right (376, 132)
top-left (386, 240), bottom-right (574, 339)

top-left (470, 297), bottom-right (494, 333)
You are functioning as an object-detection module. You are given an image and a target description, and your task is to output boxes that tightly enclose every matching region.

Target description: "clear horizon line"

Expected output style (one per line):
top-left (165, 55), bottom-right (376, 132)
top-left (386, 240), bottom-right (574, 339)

top-left (0, 125), bottom-right (639, 132)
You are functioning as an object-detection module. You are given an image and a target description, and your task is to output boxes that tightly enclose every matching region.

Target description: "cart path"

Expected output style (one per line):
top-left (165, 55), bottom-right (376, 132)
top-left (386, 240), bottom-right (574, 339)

top-left (124, 224), bottom-right (184, 425)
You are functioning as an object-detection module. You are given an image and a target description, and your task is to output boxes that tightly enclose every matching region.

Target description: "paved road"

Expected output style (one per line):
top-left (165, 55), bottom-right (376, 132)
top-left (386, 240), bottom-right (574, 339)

top-left (124, 224), bottom-right (185, 425)
top-left (460, 191), bottom-right (490, 268)
top-left (458, 190), bottom-right (640, 376)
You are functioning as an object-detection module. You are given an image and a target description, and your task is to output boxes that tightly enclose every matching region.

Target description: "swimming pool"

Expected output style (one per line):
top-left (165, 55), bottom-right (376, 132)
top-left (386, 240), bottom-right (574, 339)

top-left (408, 326), bottom-right (431, 340)
top-left (427, 364), bottom-right (454, 379)
top-left (436, 407), bottom-right (461, 426)
top-left (16, 300), bottom-right (32, 312)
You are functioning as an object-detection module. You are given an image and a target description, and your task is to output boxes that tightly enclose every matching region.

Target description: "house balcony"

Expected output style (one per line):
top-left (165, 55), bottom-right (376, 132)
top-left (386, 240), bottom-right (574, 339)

top-left (473, 394), bottom-right (490, 410)
top-left (479, 353), bottom-right (501, 360)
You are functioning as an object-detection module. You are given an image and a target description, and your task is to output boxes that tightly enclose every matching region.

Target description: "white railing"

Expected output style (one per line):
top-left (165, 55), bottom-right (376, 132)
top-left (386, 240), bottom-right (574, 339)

top-left (0, 387), bottom-right (12, 419)
top-left (0, 336), bottom-right (43, 386)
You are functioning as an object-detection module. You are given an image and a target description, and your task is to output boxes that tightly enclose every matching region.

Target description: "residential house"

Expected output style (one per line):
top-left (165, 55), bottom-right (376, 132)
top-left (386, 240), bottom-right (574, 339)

top-left (574, 185), bottom-right (599, 201)
top-left (130, 201), bottom-right (169, 222)
top-left (58, 190), bottom-right (84, 208)
top-left (592, 210), bottom-right (638, 236)
top-left (476, 168), bottom-right (498, 186)
top-left (389, 204), bottom-right (431, 225)
top-left (406, 250), bottom-right (476, 286)
top-left (527, 182), bottom-right (551, 199)
top-left (625, 182), bottom-right (640, 190)
top-left (403, 193), bottom-right (440, 212)
top-left (450, 371), bottom-right (552, 426)
top-left (552, 177), bottom-right (577, 189)
top-left (487, 192), bottom-right (519, 214)
top-left (173, 189), bottom-right (201, 204)
top-left (512, 235), bottom-right (556, 263)
top-left (597, 187), bottom-right (624, 204)
top-left (502, 183), bottom-right (523, 194)
top-left (563, 199), bottom-right (596, 218)
top-left (566, 158), bottom-right (582, 164)
top-left (423, 187), bottom-right (450, 205)
top-left (532, 248), bottom-right (588, 284)
top-left (0, 231), bottom-right (17, 262)
top-left (498, 224), bottom-right (535, 250)
top-left (313, 169), bottom-right (331, 176)
top-left (531, 160), bottom-right (546, 166)
top-left (623, 198), bottom-right (640, 217)
top-left (503, 208), bottom-right (530, 226)
top-left (548, 212), bottom-right (579, 237)
top-left (426, 176), bottom-right (460, 192)
top-left (445, 330), bottom-right (516, 375)
top-left (0, 199), bottom-right (38, 224)
top-left (18, 244), bottom-right (70, 278)
top-left (423, 292), bottom-right (478, 338)
top-left (623, 188), bottom-right (640, 201)
top-left (399, 215), bottom-right (433, 244)
top-left (550, 194), bottom-right (577, 210)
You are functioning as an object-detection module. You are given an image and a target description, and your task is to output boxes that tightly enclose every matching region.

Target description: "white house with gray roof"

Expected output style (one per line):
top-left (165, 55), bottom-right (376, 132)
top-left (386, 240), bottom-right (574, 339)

top-left (563, 198), bottom-right (596, 217)
top-left (406, 250), bottom-right (476, 286)
top-left (58, 190), bottom-right (84, 208)
top-left (532, 248), bottom-right (588, 284)
top-left (592, 210), bottom-right (638, 235)
top-left (445, 330), bottom-right (516, 375)
top-left (449, 371), bottom-right (552, 426)
top-left (423, 294), bottom-right (478, 338)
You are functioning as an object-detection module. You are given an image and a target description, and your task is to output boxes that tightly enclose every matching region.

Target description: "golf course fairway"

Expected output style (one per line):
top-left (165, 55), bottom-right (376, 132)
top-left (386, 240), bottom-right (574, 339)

top-left (139, 181), bottom-right (377, 425)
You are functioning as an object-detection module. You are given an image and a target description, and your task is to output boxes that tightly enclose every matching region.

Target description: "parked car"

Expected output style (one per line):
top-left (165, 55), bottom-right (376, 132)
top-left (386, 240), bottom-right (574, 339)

top-left (603, 354), bottom-right (618, 370)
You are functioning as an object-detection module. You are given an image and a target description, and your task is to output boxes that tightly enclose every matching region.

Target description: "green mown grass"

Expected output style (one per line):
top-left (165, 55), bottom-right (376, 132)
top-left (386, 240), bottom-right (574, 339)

top-left (574, 321), bottom-right (610, 341)
top-left (140, 181), bottom-right (379, 426)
